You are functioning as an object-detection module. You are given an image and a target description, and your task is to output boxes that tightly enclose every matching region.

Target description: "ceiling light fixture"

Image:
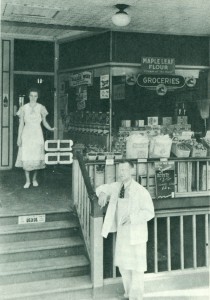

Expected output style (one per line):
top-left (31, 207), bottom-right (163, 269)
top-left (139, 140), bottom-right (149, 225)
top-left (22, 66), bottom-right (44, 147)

top-left (112, 4), bottom-right (131, 27)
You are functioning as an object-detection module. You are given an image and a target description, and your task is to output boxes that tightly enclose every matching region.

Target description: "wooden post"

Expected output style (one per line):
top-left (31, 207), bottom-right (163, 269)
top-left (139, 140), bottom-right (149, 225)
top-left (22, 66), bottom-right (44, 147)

top-left (54, 41), bottom-right (59, 139)
top-left (90, 214), bottom-right (104, 288)
top-left (72, 159), bottom-right (79, 207)
top-left (90, 192), bottom-right (104, 288)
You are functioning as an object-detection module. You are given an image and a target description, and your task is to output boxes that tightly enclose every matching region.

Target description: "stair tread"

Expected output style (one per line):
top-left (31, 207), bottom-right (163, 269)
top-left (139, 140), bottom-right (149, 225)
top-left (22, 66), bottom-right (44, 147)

top-left (0, 220), bottom-right (78, 235)
top-left (0, 275), bottom-right (92, 298)
top-left (0, 208), bottom-right (72, 218)
top-left (0, 236), bottom-right (83, 254)
top-left (0, 255), bottom-right (89, 275)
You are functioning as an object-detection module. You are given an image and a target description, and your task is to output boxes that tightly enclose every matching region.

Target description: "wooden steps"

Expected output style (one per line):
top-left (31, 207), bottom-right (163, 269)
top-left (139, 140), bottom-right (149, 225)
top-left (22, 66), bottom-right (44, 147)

top-left (0, 275), bottom-right (92, 300)
top-left (0, 255), bottom-right (89, 285)
top-left (0, 210), bottom-right (91, 299)
top-left (0, 220), bottom-right (79, 242)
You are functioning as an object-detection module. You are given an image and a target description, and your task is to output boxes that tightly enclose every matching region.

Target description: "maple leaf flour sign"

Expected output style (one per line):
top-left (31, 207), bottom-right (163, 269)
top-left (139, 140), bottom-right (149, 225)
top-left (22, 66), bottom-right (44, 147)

top-left (141, 57), bottom-right (175, 74)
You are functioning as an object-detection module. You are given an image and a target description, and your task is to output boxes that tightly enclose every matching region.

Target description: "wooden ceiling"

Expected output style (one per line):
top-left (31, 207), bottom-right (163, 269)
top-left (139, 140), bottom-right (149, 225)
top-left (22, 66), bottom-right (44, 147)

top-left (1, 0), bottom-right (210, 41)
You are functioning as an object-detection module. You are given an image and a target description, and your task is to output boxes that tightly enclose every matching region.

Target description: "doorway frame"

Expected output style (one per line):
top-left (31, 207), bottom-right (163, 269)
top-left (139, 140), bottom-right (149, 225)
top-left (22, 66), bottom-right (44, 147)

top-left (0, 38), bottom-right (57, 170)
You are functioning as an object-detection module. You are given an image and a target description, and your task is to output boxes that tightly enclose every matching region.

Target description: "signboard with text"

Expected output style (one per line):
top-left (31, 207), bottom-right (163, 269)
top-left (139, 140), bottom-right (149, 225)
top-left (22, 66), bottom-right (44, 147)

top-left (100, 75), bottom-right (110, 99)
top-left (69, 71), bottom-right (93, 87)
top-left (137, 74), bottom-right (185, 89)
top-left (155, 161), bottom-right (175, 199)
top-left (141, 57), bottom-right (175, 74)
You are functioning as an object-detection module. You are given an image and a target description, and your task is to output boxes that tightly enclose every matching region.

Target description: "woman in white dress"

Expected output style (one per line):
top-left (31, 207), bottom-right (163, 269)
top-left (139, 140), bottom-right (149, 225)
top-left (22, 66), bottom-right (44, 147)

top-left (15, 88), bottom-right (55, 188)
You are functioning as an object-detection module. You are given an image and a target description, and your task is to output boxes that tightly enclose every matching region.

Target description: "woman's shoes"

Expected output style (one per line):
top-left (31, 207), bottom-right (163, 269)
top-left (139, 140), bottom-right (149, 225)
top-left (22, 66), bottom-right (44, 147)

top-left (23, 180), bottom-right (39, 188)
top-left (24, 182), bottom-right (30, 189)
top-left (32, 180), bottom-right (39, 187)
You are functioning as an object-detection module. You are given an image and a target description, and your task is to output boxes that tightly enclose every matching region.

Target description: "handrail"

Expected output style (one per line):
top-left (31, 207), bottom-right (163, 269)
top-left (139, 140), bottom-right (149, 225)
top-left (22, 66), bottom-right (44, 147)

top-left (74, 151), bottom-right (104, 287)
top-left (83, 156), bottom-right (210, 165)
top-left (76, 151), bottom-right (103, 217)
top-left (82, 157), bottom-right (210, 198)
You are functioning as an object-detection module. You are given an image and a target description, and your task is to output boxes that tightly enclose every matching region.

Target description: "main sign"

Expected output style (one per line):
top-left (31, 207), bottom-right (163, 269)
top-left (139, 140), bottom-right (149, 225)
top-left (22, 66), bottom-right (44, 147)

top-left (137, 74), bottom-right (185, 89)
top-left (141, 57), bottom-right (175, 74)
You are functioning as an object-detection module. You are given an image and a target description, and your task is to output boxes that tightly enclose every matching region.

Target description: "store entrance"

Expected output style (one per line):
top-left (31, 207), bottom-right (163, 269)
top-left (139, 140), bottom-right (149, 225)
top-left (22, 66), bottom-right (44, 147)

top-left (13, 75), bottom-right (54, 166)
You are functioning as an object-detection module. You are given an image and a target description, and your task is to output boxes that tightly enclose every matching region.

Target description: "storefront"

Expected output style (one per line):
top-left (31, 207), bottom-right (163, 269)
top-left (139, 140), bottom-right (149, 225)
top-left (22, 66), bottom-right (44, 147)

top-left (0, 31), bottom-right (209, 289)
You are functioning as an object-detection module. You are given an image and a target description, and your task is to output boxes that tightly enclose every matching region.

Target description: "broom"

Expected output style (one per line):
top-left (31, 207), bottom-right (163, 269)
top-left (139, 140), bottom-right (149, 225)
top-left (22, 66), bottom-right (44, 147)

top-left (197, 99), bottom-right (210, 133)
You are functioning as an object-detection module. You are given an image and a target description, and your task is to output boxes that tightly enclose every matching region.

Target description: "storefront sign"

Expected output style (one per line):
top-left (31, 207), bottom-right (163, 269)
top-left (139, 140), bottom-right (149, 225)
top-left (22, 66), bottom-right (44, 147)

top-left (77, 100), bottom-right (86, 110)
top-left (100, 75), bottom-right (109, 89)
top-left (100, 89), bottom-right (109, 99)
top-left (137, 74), bottom-right (185, 89)
top-left (70, 71), bottom-right (93, 87)
top-left (100, 75), bottom-right (110, 99)
top-left (141, 57), bottom-right (175, 74)
top-left (156, 84), bottom-right (167, 96)
top-left (185, 76), bottom-right (196, 87)
top-left (126, 74), bottom-right (137, 85)
top-left (155, 161), bottom-right (175, 199)
top-left (76, 85), bottom-right (87, 102)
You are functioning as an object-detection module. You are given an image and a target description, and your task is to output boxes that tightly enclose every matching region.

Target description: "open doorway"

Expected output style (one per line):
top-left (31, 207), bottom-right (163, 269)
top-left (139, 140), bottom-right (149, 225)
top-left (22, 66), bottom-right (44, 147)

top-left (13, 75), bottom-right (54, 166)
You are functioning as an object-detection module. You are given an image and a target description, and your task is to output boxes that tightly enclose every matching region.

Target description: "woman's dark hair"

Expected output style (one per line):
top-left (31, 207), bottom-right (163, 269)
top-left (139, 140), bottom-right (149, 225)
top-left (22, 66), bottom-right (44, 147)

top-left (28, 88), bottom-right (39, 96)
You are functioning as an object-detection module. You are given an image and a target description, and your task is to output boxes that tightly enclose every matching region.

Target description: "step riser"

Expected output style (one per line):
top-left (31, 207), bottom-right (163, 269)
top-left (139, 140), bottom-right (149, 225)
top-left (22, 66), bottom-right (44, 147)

top-left (0, 266), bottom-right (89, 285)
top-left (0, 227), bottom-right (79, 243)
top-left (0, 246), bottom-right (85, 263)
top-left (2, 288), bottom-right (93, 300)
top-left (0, 212), bottom-right (74, 226)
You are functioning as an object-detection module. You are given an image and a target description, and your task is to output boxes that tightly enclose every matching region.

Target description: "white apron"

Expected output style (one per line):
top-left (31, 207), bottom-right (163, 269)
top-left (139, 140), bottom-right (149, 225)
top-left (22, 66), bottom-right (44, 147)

top-left (115, 197), bottom-right (147, 272)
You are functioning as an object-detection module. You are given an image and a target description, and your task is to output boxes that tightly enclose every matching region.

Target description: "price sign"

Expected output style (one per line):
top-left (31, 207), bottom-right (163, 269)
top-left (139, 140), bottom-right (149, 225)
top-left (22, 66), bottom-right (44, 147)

top-left (181, 131), bottom-right (193, 140)
top-left (18, 214), bottom-right (46, 224)
top-left (155, 161), bottom-right (175, 199)
top-left (106, 158), bottom-right (114, 165)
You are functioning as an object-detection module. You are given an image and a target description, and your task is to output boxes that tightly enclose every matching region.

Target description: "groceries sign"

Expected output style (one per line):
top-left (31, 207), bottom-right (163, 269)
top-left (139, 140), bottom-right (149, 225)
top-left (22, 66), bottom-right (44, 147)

top-left (141, 57), bottom-right (175, 74)
top-left (137, 74), bottom-right (185, 96)
top-left (137, 74), bottom-right (185, 88)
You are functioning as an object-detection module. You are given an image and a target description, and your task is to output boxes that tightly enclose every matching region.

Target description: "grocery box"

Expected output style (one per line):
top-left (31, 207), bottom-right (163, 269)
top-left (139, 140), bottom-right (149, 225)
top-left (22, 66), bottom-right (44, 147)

top-left (201, 139), bottom-right (210, 156)
top-left (191, 147), bottom-right (207, 157)
top-left (135, 120), bottom-right (145, 126)
top-left (175, 116), bottom-right (188, 125)
top-left (162, 117), bottom-right (172, 126)
top-left (149, 135), bottom-right (172, 158)
top-left (184, 124), bottom-right (191, 130)
top-left (87, 152), bottom-right (97, 160)
top-left (182, 140), bottom-right (207, 157)
top-left (121, 120), bottom-right (131, 127)
top-left (126, 135), bottom-right (149, 159)
top-left (147, 117), bottom-right (158, 126)
top-left (114, 152), bottom-right (123, 160)
top-left (97, 152), bottom-right (106, 160)
top-left (171, 142), bottom-right (191, 158)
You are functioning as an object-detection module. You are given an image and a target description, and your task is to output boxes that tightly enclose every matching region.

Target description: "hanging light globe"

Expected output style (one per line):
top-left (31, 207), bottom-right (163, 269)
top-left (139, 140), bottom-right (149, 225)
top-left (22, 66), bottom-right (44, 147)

top-left (112, 4), bottom-right (131, 27)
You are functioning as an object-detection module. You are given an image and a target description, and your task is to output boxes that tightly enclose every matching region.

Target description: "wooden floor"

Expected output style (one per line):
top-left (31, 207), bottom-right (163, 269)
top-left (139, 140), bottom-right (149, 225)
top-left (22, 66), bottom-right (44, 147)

top-left (0, 166), bottom-right (73, 217)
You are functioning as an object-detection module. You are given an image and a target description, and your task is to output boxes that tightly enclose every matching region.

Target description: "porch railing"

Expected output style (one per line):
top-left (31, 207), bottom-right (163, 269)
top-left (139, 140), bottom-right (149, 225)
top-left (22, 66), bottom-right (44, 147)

top-left (73, 155), bottom-right (210, 286)
top-left (85, 157), bottom-right (210, 198)
top-left (107, 208), bottom-right (209, 279)
top-left (72, 152), bottom-right (103, 288)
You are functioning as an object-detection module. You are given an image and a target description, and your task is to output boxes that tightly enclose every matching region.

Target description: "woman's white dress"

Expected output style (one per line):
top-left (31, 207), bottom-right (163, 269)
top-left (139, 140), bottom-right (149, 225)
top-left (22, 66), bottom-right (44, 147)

top-left (15, 103), bottom-right (48, 171)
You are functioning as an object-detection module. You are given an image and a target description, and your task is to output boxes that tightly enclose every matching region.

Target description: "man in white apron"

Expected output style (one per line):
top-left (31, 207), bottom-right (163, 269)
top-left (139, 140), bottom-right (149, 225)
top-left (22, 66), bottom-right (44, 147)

top-left (96, 160), bottom-right (154, 300)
